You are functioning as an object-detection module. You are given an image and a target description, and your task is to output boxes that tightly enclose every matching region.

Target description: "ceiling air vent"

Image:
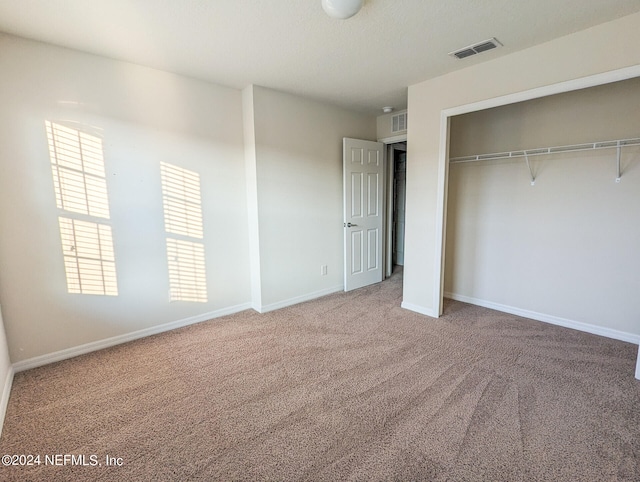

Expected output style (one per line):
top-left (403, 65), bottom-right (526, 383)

top-left (391, 112), bottom-right (407, 133)
top-left (449, 38), bottom-right (502, 60)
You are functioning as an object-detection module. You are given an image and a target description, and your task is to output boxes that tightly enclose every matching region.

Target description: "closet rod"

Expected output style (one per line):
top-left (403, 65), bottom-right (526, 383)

top-left (449, 137), bottom-right (640, 164)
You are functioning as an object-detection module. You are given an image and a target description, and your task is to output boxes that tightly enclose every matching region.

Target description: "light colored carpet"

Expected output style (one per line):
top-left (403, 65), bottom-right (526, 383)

top-left (1, 269), bottom-right (638, 481)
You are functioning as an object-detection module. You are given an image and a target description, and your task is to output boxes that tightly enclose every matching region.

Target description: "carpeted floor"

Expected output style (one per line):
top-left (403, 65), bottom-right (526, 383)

top-left (1, 269), bottom-right (638, 481)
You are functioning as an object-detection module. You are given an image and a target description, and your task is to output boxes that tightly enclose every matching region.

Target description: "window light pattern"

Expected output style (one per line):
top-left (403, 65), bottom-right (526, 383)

top-left (46, 121), bottom-right (110, 219)
top-left (47, 120), bottom-right (118, 296)
top-left (59, 217), bottom-right (118, 296)
top-left (166, 238), bottom-right (207, 303)
top-left (161, 162), bottom-right (207, 303)
top-left (160, 162), bottom-right (203, 239)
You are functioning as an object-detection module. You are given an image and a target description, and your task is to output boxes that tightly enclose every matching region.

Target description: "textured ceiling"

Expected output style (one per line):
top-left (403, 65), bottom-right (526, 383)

top-left (0, 0), bottom-right (639, 115)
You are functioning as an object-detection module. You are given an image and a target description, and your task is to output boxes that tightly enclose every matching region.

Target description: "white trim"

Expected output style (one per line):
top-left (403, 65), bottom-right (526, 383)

top-left (384, 144), bottom-right (393, 278)
top-left (378, 134), bottom-right (407, 144)
top-left (13, 302), bottom-right (252, 373)
top-left (434, 111), bottom-right (450, 317)
top-left (442, 65), bottom-right (640, 118)
top-left (401, 301), bottom-right (439, 318)
top-left (636, 346), bottom-right (640, 380)
top-left (445, 292), bottom-right (640, 345)
top-left (258, 285), bottom-right (343, 313)
top-left (0, 366), bottom-right (14, 437)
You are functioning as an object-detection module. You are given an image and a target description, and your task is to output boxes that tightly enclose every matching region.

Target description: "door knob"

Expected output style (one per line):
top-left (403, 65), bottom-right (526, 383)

top-left (345, 222), bottom-right (358, 227)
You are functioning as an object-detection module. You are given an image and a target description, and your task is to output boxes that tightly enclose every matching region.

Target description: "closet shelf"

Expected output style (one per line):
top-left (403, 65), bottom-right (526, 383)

top-left (449, 137), bottom-right (640, 184)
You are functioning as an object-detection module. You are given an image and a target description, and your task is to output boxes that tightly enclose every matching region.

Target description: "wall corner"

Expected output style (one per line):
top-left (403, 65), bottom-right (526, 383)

top-left (241, 85), bottom-right (263, 309)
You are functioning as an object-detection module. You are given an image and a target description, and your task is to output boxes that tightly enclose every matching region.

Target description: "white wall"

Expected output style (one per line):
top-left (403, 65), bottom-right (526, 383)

top-left (0, 34), bottom-right (378, 364)
top-left (376, 109), bottom-right (407, 141)
top-left (0, 34), bottom-right (252, 362)
top-left (247, 86), bottom-right (376, 310)
top-left (446, 78), bottom-right (640, 337)
top-left (449, 78), bottom-right (640, 158)
top-left (404, 12), bottom-right (640, 326)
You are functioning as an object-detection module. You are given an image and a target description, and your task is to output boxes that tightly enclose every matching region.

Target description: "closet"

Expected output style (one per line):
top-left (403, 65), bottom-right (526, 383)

top-left (444, 77), bottom-right (640, 338)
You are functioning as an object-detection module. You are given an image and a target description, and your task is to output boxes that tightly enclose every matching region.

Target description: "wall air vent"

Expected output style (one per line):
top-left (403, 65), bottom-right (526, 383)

top-left (391, 112), bottom-right (407, 133)
top-left (449, 38), bottom-right (502, 60)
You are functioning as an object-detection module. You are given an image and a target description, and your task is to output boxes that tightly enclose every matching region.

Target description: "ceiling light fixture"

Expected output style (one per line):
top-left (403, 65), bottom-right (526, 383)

top-left (382, 106), bottom-right (393, 114)
top-left (322, 0), bottom-right (363, 19)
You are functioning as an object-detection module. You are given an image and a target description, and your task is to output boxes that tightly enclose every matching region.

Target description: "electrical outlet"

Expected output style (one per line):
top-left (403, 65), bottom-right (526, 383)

top-left (320, 265), bottom-right (328, 276)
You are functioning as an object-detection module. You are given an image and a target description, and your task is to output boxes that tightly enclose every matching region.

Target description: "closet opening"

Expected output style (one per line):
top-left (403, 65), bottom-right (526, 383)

top-left (442, 77), bottom-right (640, 340)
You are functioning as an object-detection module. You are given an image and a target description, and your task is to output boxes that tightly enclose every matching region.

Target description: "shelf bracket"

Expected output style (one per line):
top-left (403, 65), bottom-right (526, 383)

top-left (615, 142), bottom-right (621, 183)
top-left (524, 153), bottom-right (536, 185)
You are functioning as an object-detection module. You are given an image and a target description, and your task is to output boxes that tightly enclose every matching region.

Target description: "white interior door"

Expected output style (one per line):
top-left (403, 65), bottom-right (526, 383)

top-left (343, 138), bottom-right (384, 291)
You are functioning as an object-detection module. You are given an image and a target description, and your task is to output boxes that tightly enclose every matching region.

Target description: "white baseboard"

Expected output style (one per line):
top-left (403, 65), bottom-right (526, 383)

top-left (13, 302), bottom-right (252, 373)
top-left (258, 285), bottom-right (344, 313)
top-left (0, 365), bottom-right (14, 438)
top-left (636, 346), bottom-right (640, 380)
top-left (12, 284), bottom-right (347, 373)
top-left (401, 301), bottom-right (439, 318)
top-left (444, 292), bottom-right (640, 345)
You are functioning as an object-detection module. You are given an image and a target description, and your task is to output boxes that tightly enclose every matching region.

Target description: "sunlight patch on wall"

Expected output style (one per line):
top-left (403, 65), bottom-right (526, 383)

top-left (166, 238), bottom-right (207, 303)
top-left (160, 161), bottom-right (203, 239)
top-left (160, 162), bottom-right (207, 302)
top-left (47, 121), bottom-right (118, 295)
top-left (46, 121), bottom-right (110, 219)
top-left (59, 217), bottom-right (118, 296)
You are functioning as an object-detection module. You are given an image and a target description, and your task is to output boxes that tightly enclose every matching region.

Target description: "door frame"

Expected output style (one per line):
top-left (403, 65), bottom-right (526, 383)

top-left (380, 135), bottom-right (407, 279)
